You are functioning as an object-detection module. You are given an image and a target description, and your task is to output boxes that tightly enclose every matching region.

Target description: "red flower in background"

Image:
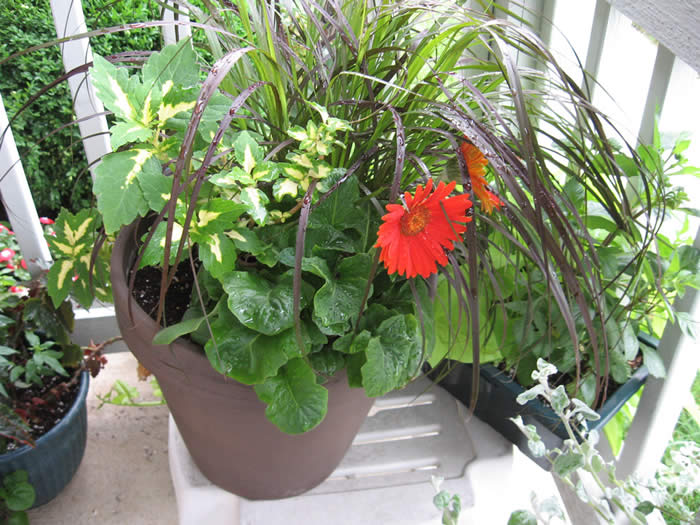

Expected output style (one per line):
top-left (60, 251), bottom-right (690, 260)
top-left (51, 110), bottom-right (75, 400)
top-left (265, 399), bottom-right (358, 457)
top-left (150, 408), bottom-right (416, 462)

top-left (0, 224), bottom-right (14, 235)
top-left (0, 248), bottom-right (15, 262)
top-left (20, 259), bottom-right (27, 270)
top-left (460, 142), bottom-right (503, 214)
top-left (39, 217), bottom-right (55, 225)
top-left (9, 285), bottom-right (28, 296)
top-left (375, 180), bottom-right (472, 279)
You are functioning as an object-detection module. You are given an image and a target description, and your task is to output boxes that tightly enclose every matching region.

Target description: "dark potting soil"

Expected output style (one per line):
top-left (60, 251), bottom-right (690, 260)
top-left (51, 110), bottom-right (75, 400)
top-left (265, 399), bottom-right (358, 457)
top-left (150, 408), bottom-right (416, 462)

top-left (6, 371), bottom-right (80, 451)
top-left (130, 260), bottom-right (196, 326)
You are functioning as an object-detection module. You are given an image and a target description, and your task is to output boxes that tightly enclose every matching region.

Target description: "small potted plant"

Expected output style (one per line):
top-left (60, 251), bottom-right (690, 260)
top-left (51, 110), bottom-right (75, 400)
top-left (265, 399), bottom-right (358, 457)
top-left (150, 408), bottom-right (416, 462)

top-left (0, 219), bottom-right (107, 508)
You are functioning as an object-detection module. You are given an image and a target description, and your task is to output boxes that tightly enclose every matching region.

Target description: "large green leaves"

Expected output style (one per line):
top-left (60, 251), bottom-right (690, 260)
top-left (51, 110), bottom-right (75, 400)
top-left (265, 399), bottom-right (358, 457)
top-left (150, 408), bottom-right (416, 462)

top-left (222, 272), bottom-right (306, 335)
top-left (254, 358), bottom-right (328, 434)
top-left (204, 312), bottom-right (291, 385)
top-left (360, 314), bottom-right (422, 397)
top-left (278, 250), bottom-right (372, 336)
top-left (312, 254), bottom-right (372, 335)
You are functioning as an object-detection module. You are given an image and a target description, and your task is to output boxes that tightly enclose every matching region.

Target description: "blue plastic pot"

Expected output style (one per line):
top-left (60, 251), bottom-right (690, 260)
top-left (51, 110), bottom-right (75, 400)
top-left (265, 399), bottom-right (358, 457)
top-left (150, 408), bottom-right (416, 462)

top-left (0, 370), bottom-right (89, 507)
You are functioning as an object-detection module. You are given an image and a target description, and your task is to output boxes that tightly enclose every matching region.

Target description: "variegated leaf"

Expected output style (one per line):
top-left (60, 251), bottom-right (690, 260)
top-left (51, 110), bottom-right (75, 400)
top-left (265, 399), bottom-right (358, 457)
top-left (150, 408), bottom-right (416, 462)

top-left (192, 199), bottom-right (246, 237)
top-left (234, 131), bottom-right (263, 174)
top-left (272, 178), bottom-right (298, 201)
top-left (198, 233), bottom-right (237, 280)
top-left (110, 120), bottom-right (154, 150)
top-left (138, 221), bottom-right (184, 268)
top-left (46, 209), bottom-right (101, 259)
top-left (90, 54), bottom-right (137, 121)
top-left (240, 187), bottom-right (269, 225)
top-left (93, 149), bottom-right (155, 233)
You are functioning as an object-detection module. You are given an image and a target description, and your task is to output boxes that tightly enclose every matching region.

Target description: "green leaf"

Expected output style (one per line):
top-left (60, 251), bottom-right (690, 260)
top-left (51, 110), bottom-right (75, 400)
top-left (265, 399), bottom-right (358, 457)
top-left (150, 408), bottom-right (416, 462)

top-left (0, 346), bottom-right (17, 357)
top-left (254, 358), bottom-right (328, 434)
top-left (142, 41), bottom-right (200, 93)
top-left (312, 254), bottom-right (372, 336)
top-left (550, 385), bottom-right (569, 414)
top-left (93, 149), bottom-right (156, 233)
top-left (7, 511), bottom-right (30, 525)
top-left (90, 54), bottom-right (138, 121)
top-left (47, 208), bottom-right (101, 259)
top-left (273, 178), bottom-right (299, 201)
top-left (309, 349), bottom-right (345, 381)
top-left (570, 398), bottom-right (600, 421)
top-left (229, 228), bottom-right (279, 267)
top-left (136, 165), bottom-right (181, 217)
top-left (333, 330), bottom-right (372, 354)
top-left (109, 120), bottom-right (154, 150)
top-left (198, 233), bottom-right (238, 280)
top-left (287, 125), bottom-right (308, 141)
top-left (240, 187), bottom-right (270, 226)
top-left (138, 221), bottom-right (184, 268)
top-left (2, 471), bottom-right (35, 511)
top-left (641, 345), bottom-right (666, 378)
top-left (204, 310), bottom-right (290, 384)
top-left (510, 416), bottom-right (546, 457)
top-left (234, 131), bottom-right (263, 174)
top-left (193, 199), bottom-right (246, 236)
top-left (37, 353), bottom-right (68, 376)
top-left (515, 384), bottom-right (545, 405)
top-left (507, 510), bottom-right (537, 525)
top-left (222, 272), bottom-right (300, 336)
top-left (552, 450), bottom-right (584, 477)
top-left (309, 175), bottom-right (364, 231)
top-left (153, 316), bottom-right (207, 345)
top-left (635, 501), bottom-right (655, 516)
top-left (361, 314), bottom-right (421, 397)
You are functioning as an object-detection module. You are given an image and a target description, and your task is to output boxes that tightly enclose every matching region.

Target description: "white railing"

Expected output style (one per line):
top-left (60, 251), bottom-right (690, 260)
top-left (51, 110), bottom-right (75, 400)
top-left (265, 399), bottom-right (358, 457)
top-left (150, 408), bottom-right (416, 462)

top-left (1, 0), bottom-right (698, 520)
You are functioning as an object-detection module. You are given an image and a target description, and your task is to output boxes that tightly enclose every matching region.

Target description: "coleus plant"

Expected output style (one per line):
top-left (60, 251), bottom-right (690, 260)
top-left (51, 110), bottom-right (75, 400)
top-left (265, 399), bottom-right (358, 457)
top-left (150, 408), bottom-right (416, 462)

top-left (48, 42), bottom-right (474, 434)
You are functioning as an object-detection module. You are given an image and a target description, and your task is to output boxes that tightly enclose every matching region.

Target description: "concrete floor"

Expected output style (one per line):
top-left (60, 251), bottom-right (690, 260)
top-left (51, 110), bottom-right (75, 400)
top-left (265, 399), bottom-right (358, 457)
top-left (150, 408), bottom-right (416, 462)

top-left (27, 348), bottom-right (178, 524)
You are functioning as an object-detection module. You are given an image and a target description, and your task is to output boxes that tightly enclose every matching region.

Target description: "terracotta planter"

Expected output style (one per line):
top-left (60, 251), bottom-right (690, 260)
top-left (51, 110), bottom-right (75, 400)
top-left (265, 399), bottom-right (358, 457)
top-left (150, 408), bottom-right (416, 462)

top-left (0, 370), bottom-right (89, 508)
top-left (111, 221), bottom-right (375, 500)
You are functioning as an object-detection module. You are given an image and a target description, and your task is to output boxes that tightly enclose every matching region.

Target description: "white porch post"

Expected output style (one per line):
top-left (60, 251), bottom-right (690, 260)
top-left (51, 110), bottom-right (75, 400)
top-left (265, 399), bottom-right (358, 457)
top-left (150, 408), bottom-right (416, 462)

top-left (616, 228), bottom-right (700, 479)
top-left (162, 2), bottom-right (192, 46)
top-left (0, 95), bottom-right (53, 277)
top-left (50, 0), bottom-right (111, 178)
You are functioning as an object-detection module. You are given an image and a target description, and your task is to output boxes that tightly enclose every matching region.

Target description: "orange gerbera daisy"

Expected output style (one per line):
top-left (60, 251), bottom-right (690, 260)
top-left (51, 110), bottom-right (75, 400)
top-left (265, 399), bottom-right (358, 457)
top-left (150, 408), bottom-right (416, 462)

top-left (375, 180), bottom-right (472, 279)
top-left (460, 142), bottom-right (503, 214)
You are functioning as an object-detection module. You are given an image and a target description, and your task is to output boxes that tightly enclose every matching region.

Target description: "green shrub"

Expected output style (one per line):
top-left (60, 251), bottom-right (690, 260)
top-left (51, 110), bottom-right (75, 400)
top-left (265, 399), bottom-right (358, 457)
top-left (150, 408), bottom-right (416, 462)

top-left (0, 0), bottom-right (161, 218)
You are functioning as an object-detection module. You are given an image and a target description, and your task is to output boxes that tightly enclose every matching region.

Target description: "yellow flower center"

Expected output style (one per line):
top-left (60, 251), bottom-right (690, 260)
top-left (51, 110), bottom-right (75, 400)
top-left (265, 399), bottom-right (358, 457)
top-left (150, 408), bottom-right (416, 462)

top-left (400, 206), bottom-right (431, 236)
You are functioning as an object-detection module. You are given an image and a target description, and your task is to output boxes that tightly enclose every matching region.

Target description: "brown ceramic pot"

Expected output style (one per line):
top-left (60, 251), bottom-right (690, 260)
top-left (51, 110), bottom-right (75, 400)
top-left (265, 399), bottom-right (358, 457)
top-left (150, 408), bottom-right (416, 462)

top-left (111, 221), bottom-right (374, 500)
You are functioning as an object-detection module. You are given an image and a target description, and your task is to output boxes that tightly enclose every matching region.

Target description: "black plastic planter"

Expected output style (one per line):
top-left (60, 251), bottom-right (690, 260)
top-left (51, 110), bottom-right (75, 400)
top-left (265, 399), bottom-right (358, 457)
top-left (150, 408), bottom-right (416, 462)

top-left (0, 370), bottom-right (89, 507)
top-left (434, 335), bottom-right (653, 470)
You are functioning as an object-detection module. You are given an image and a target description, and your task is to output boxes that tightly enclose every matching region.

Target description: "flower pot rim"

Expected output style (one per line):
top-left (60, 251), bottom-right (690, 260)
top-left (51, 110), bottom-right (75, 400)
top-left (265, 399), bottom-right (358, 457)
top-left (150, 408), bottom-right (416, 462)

top-left (112, 220), bottom-right (350, 389)
top-left (0, 369), bottom-right (90, 461)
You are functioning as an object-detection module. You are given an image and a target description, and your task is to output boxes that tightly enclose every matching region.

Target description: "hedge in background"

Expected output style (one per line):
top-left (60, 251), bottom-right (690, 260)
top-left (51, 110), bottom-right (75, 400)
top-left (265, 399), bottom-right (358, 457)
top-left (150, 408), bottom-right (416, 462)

top-left (0, 0), bottom-right (161, 218)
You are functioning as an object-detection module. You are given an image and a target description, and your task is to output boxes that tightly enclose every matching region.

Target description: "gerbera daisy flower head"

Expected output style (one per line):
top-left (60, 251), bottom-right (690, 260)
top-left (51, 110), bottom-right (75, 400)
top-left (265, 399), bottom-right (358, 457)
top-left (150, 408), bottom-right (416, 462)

top-left (375, 179), bottom-right (472, 279)
top-left (460, 141), bottom-right (503, 214)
